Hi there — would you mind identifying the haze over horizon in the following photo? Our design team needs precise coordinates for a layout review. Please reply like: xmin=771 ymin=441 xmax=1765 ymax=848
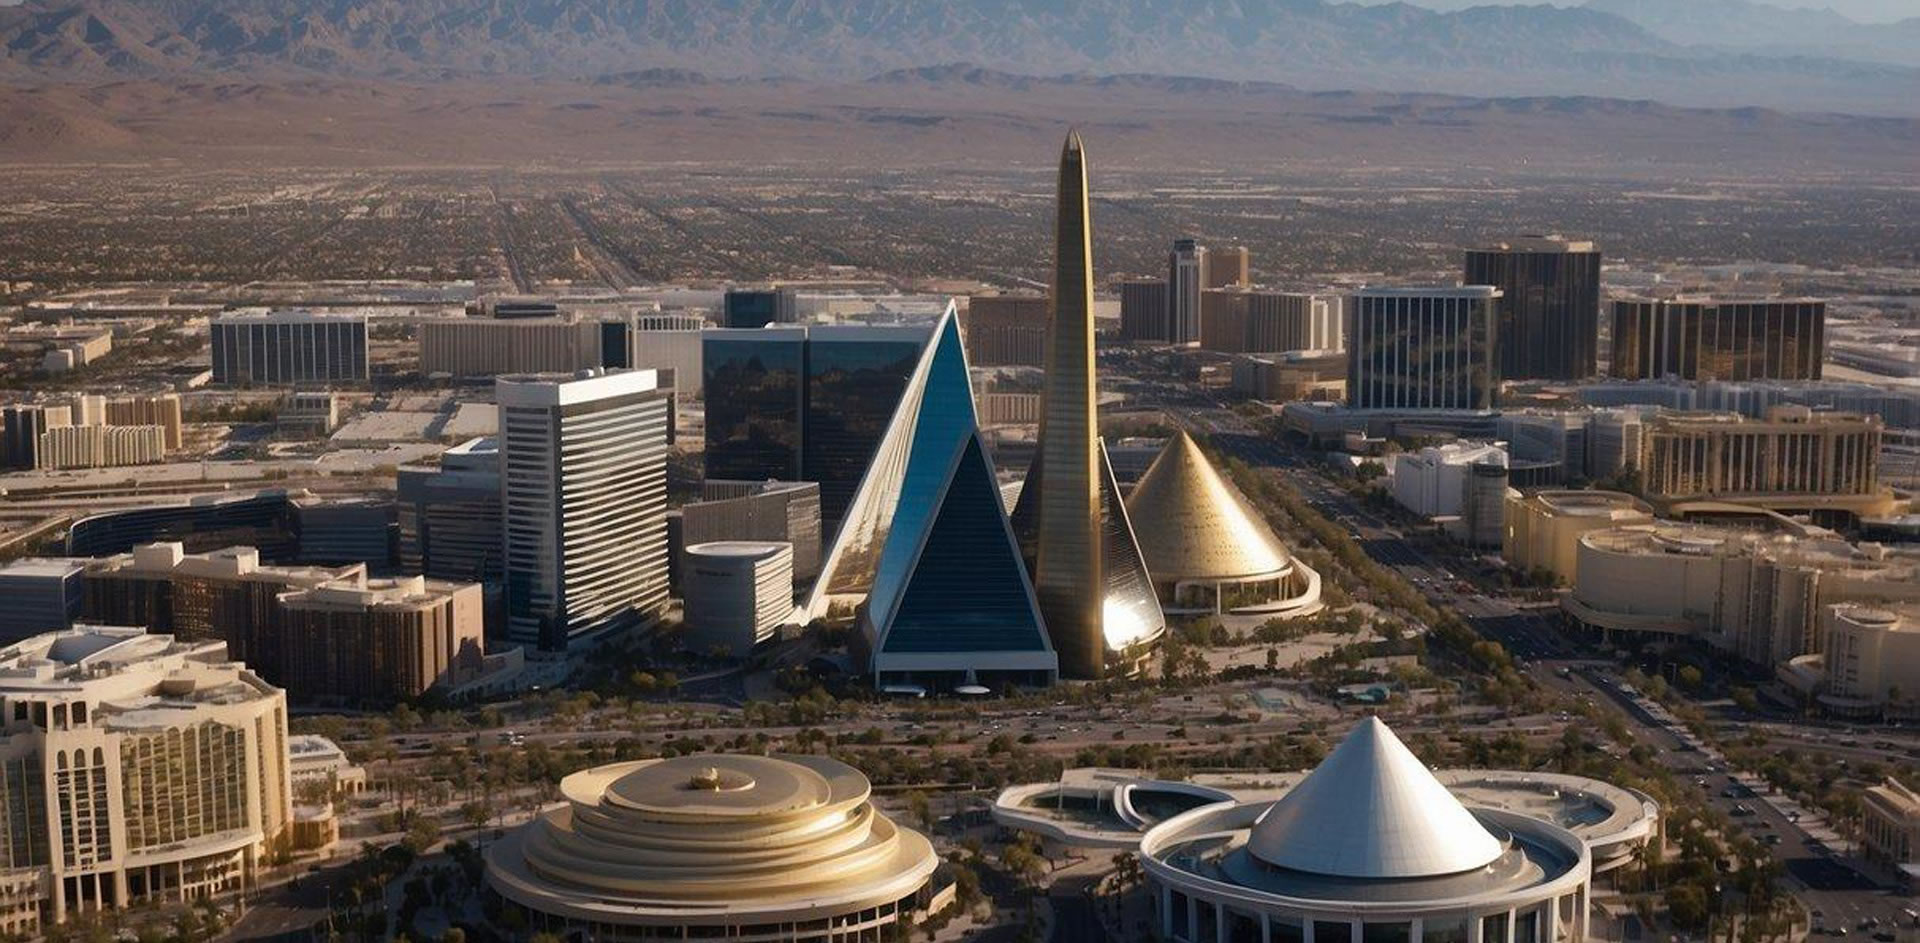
xmin=1347 ymin=0 xmax=1914 ymax=24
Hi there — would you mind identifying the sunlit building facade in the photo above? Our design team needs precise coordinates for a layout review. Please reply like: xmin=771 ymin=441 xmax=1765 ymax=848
xmin=808 ymin=309 xmax=1058 ymax=690
xmin=1348 ymin=287 xmax=1501 ymax=410
xmin=1125 ymin=432 xmax=1320 ymax=616
xmin=485 ymin=754 xmax=950 ymax=941
xmin=0 ymin=626 xmax=294 ymax=935
xmin=1611 ymin=298 xmax=1825 ymax=382
xmin=499 ymin=369 xmax=671 ymax=651
xmin=1013 ymin=133 xmax=1165 ymax=679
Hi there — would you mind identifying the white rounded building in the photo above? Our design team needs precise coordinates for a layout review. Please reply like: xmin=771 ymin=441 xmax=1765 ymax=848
xmin=485 ymin=753 xmax=949 ymax=941
xmin=681 ymin=541 xmax=794 ymax=657
xmin=1142 ymin=718 xmax=1592 ymax=943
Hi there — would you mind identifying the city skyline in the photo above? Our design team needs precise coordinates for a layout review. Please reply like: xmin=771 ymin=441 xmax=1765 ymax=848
xmin=0 ymin=4 xmax=1915 ymax=935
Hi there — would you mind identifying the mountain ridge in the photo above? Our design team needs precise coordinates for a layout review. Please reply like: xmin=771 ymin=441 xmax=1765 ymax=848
xmin=0 ymin=0 xmax=1913 ymax=114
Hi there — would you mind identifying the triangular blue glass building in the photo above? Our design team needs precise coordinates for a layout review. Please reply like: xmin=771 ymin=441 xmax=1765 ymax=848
xmin=806 ymin=304 xmax=1058 ymax=691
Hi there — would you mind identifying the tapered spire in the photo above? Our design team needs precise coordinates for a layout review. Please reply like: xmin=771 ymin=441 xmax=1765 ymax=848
xmin=1023 ymin=131 xmax=1165 ymax=679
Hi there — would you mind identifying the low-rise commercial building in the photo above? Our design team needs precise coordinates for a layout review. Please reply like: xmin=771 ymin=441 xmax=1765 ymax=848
xmin=1230 ymin=351 xmax=1345 ymax=403
xmin=1391 ymin=442 xmax=1510 ymax=547
xmin=277 ymin=392 xmax=340 ymax=437
xmin=675 ymin=480 xmax=821 ymax=589
xmin=287 ymin=734 xmax=368 ymax=798
xmin=1639 ymin=407 xmax=1897 ymax=523
xmin=270 ymin=577 xmax=484 ymax=702
xmin=0 ymin=626 xmax=297 ymax=934
xmin=1502 ymin=491 xmax=1653 ymax=585
xmin=1862 ymin=778 xmax=1920 ymax=874
xmin=1564 ymin=523 xmax=1920 ymax=668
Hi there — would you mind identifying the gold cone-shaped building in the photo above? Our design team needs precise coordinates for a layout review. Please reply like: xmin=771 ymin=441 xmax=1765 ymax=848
xmin=1017 ymin=131 xmax=1166 ymax=678
xmin=1125 ymin=430 xmax=1323 ymax=616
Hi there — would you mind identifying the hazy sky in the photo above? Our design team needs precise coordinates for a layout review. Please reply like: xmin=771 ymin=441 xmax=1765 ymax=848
xmin=1345 ymin=0 xmax=1914 ymax=23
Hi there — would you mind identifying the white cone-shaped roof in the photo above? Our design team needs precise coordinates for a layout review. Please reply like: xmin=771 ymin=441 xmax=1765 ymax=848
xmin=1246 ymin=717 xmax=1505 ymax=879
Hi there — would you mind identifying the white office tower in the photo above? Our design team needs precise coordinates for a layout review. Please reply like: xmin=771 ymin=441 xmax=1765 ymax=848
xmin=1168 ymin=238 xmax=1206 ymax=344
xmin=497 ymin=369 xmax=671 ymax=652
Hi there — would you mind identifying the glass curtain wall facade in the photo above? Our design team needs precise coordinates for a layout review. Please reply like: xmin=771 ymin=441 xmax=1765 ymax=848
xmin=804 ymin=333 xmax=924 ymax=526
xmin=1464 ymin=240 xmax=1601 ymax=381
xmin=1347 ymin=288 xmax=1500 ymax=410
xmin=703 ymin=328 xmax=928 ymax=527
xmin=1611 ymin=300 xmax=1826 ymax=382
xmin=704 ymin=333 xmax=807 ymax=484
xmin=209 ymin=314 xmax=368 ymax=386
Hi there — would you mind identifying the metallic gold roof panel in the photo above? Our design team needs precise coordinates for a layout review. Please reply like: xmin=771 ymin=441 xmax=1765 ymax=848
xmin=485 ymin=754 xmax=940 ymax=925
xmin=1124 ymin=430 xmax=1293 ymax=583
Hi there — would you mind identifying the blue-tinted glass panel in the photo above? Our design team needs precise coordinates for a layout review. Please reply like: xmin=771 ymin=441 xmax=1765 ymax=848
xmin=865 ymin=317 xmax=979 ymax=622
xmin=883 ymin=436 xmax=1046 ymax=654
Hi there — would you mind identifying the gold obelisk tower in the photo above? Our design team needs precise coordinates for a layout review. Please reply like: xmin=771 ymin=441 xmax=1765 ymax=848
xmin=1022 ymin=131 xmax=1165 ymax=679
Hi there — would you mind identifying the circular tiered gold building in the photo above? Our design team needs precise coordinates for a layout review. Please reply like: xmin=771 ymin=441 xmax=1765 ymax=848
xmin=1125 ymin=431 xmax=1321 ymax=615
xmin=485 ymin=754 xmax=948 ymax=941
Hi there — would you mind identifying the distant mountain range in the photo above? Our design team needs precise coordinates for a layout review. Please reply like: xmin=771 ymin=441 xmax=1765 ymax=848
xmin=1585 ymin=0 xmax=1920 ymax=67
xmin=2 ymin=64 xmax=1913 ymax=174
xmin=0 ymin=0 xmax=1914 ymax=115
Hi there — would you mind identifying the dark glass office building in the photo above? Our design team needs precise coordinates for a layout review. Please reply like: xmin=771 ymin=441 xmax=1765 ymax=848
xmin=210 ymin=311 xmax=369 ymax=386
xmin=702 ymin=326 xmax=931 ymax=526
xmin=1347 ymin=287 xmax=1500 ymax=410
xmin=1611 ymin=298 xmax=1825 ymax=382
xmin=721 ymin=288 xmax=798 ymax=329
xmin=1464 ymin=236 xmax=1602 ymax=380
xmin=804 ymin=330 xmax=926 ymax=524
xmin=704 ymin=331 xmax=807 ymax=483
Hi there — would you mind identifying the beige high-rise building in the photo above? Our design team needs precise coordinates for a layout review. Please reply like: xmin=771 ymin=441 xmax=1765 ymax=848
xmin=418 ymin=317 xmax=602 ymax=378
xmin=1639 ymin=406 xmax=1896 ymax=522
xmin=0 ymin=626 xmax=297 ymax=935
xmin=961 ymin=294 xmax=1048 ymax=367
xmin=34 ymin=424 xmax=165 ymax=470
xmin=105 ymin=395 xmax=183 ymax=451
xmin=1200 ymin=289 xmax=1344 ymax=354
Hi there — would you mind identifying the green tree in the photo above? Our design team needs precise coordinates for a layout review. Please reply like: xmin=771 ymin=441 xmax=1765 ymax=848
xmin=1665 ymin=883 xmax=1712 ymax=932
